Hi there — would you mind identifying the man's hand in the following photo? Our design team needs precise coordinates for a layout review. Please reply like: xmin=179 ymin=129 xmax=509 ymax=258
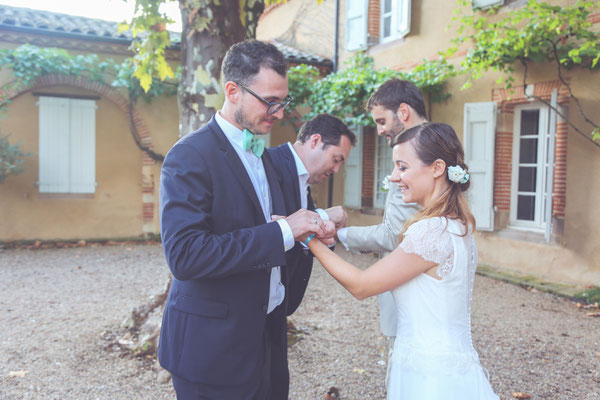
xmin=274 ymin=209 xmax=324 ymax=240
xmin=317 ymin=220 xmax=336 ymax=246
xmin=325 ymin=206 xmax=347 ymax=230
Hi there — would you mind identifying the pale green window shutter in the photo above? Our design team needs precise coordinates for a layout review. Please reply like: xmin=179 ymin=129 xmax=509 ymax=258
xmin=39 ymin=97 xmax=70 ymax=193
xmin=396 ymin=0 xmax=411 ymax=38
xmin=38 ymin=96 xmax=96 ymax=194
xmin=374 ymin=135 xmax=392 ymax=209
xmin=69 ymin=99 xmax=96 ymax=194
xmin=464 ymin=102 xmax=497 ymax=231
xmin=344 ymin=126 xmax=363 ymax=208
xmin=346 ymin=0 xmax=368 ymax=51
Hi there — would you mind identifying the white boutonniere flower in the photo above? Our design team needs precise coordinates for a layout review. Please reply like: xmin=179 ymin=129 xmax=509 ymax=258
xmin=381 ymin=175 xmax=391 ymax=192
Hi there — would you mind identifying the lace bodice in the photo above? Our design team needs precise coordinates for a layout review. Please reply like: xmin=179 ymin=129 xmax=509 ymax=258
xmin=399 ymin=217 xmax=459 ymax=278
xmin=387 ymin=217 xmax=498 ymax=399
xmin=390 ymin=217 xmax=480 ymax=371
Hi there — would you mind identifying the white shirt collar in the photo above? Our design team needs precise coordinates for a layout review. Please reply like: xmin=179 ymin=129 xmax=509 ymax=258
xmin=287 ymin=142 xmax=309 ymax=180
xmin=215 ymin=111 xmax=247 ymax=152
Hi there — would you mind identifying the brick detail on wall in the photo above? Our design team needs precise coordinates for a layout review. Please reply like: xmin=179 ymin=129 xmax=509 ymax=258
xmin=494 ymin=131 xmax=513 ymax=212
xmin=367 ymin=0 xmax=380 ymax=40
xmin=2 ymin=74 xmax=157 ymax=232
xmin=492 ymin=80 xmax=569 ymax=218
xmin=553 ymin=121 xmax=568 ymax=218
xmin=361 ymin=126 xmax=375 ymax=208
xmin=492 ymin=79 xmax=570 ymax=114
xmin=588 ymin=11 xmax=600 ymax=24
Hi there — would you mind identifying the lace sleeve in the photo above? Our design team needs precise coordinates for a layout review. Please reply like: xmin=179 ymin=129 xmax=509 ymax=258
xmin=399 ymin=217 xmax=454 ymax=277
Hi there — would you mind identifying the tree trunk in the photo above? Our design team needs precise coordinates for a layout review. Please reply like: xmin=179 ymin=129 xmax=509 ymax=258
xmin=177 ymin=0 xmax=264 ymax=136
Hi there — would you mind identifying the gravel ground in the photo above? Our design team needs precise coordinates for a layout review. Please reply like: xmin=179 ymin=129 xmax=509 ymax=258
xmin=0 ymin=243 xmax=599 ymax=400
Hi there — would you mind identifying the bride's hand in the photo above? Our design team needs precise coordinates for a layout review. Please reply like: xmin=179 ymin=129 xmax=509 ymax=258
xmin=301 ymin=220 xmax=335 ymax=246
xmin=316 ymin=220 xmax=336 ymax=246
xmin=272 ymin=215 xmax=335 ymax=246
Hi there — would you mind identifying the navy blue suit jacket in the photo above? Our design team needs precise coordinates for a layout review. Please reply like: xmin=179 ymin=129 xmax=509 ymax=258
xmin=267 ymin=144 xmax=314 ymax=316
xmin=158 ymin=117 xmax=292 ymax=397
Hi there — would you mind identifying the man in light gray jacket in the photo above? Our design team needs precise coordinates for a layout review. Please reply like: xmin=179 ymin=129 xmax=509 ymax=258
xmin=336 ymin=79 xmax=427 ymax=372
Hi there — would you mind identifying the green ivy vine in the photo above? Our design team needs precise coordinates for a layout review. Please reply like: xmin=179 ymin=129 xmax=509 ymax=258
xmin=0 ymin=133 xmax=29 ymax=183
xmin=288 ymin=53 xmax=455 ymax=128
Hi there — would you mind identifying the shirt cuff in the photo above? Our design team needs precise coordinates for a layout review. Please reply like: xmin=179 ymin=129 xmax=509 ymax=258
xmin=315 ymin=208 xmax=329 ymax=221
xmin=276 ymin=219 xmax=295 ymax=252
xmin=337 ymin=227 xmax=350 ymax=251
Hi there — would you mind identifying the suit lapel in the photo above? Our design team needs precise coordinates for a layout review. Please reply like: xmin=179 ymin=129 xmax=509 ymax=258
xmin=307 ymin=186 xmax=316 ymax=211
xmin=208 ymin=118 xmax=264 ymax=221
xmin=284 ymin=144 xmax=313 ymax=212
xmin=263 ymin=150 xmax=286 ymax=218
xmin=281 ymin=145 xmax=302 ymax=213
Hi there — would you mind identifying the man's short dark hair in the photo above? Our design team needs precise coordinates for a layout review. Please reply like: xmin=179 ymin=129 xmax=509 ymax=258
xmin=366 ymin=78 xmax=427 ymax=119
xmin=221 ymin=40 xmax=287 ymax=85
xmin=297 ymin=114 xmax=357 ymax=148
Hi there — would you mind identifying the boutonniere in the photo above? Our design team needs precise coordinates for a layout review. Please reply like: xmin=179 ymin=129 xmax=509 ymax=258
xmin=380 ymin=175 xmax=391 ymax=192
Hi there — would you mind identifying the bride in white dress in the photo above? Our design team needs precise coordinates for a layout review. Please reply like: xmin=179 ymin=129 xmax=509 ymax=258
xmin=304 ymin=122 xmax=499 ymax=399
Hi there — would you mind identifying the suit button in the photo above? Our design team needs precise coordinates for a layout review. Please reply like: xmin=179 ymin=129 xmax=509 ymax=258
xmin=262 ymin=305 xmax=268 ymax=311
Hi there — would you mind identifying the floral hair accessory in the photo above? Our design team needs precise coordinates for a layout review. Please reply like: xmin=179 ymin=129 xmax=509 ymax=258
xmin=380 ymin=175 xmax=391 ymax=192
xmin=447 ymin=165 xmax=469 ymax=184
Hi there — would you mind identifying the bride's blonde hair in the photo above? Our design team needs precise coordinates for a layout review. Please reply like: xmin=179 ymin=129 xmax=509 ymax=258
xmin=391 ymin=122 xmax=476 ymax=238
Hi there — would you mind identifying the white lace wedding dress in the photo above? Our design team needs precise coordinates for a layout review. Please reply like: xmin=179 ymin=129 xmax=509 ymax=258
xmin=386 ymin=217 xmax=499 ymax=400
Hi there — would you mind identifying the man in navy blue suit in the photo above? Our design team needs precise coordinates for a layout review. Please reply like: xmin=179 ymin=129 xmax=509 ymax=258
xmin=158 ymin=40 xmax=332 ymax=400
xmin=268 ymin=114 xmax=356 ymax=316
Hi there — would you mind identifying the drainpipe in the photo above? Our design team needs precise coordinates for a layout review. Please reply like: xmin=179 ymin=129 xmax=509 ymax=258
xmin=328 ymin=0 xmax=340 ymax=208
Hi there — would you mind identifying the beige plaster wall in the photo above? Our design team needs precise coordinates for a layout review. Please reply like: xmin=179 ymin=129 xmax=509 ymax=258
xmin=134 ymin=95 xmax=180 ymax=234
xmin=0 ymin=35 xmax=180 ymax=240
xmin=0 ymin=87 xmax=142 ymax=240
xmin=257 ymin=0 xmax=336 ymax=61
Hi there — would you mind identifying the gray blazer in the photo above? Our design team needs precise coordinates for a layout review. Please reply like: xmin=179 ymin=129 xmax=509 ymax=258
xmin=344 ymin=182 xmax=419 ymax=336
xmin=345 ymin=182 xmax=419 ymax=254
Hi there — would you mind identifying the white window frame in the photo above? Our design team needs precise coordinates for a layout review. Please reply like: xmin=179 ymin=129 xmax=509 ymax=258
xmin=380 ymin=0 xmax=411 ymax=43
xmin=373 ymin=134 xmax=392 ymax=209
xmin=38 ymin=96 xmax=97 ymax=194
xmin=510 ymin=102 xmax=550 ymax=231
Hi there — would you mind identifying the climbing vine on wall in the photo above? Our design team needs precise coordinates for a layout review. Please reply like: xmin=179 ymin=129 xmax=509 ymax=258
xmin=287 ymin=53 xmax=455 ymax=128
xmin=0 ymin=44 xmax=179 ymax=162
xmin=447 ymin=0 xmax=600 ymax=145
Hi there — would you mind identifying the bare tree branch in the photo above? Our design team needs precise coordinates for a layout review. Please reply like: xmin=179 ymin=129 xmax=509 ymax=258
xmin=127 ymin=94 xmax=165 ymax=162
xmin=519 ymin=48 xmax=600 ymax=149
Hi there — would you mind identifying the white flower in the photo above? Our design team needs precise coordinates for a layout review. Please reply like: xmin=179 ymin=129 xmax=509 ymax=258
xmin=381 ymin=175 xmax=391 ymax=192
xmin=447 ymin=165 xmax=469 ymax=184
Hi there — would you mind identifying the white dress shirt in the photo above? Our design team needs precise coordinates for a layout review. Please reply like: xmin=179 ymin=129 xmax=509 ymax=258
xmin=286 ymin=143 xmax=329 ymax=236
xmin=216 ymin=112 xmax=294 ymax=314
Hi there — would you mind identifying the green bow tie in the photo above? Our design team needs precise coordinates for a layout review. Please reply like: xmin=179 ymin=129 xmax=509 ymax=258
xmin=243 ymin=129 xmax=265 ymax=158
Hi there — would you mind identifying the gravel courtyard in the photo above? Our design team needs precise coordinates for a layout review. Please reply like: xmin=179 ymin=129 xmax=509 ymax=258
xmin=0 ymin=243 xmax=598 ymax=399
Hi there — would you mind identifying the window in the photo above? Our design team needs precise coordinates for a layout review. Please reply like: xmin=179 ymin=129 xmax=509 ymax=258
xmin=374 ymin=135 xmax=392 ymax=208
xmin=510 ymin=104 xmax=550 ymax=230
xmin=380 ymin=0 xmax=411 ymax=42
xmin=38 ymin=96 xmax=96 ymax=194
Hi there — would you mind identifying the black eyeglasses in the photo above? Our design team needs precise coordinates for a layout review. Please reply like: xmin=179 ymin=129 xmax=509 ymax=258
xmin=236 ymin=82 xmax=293 ymax=115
